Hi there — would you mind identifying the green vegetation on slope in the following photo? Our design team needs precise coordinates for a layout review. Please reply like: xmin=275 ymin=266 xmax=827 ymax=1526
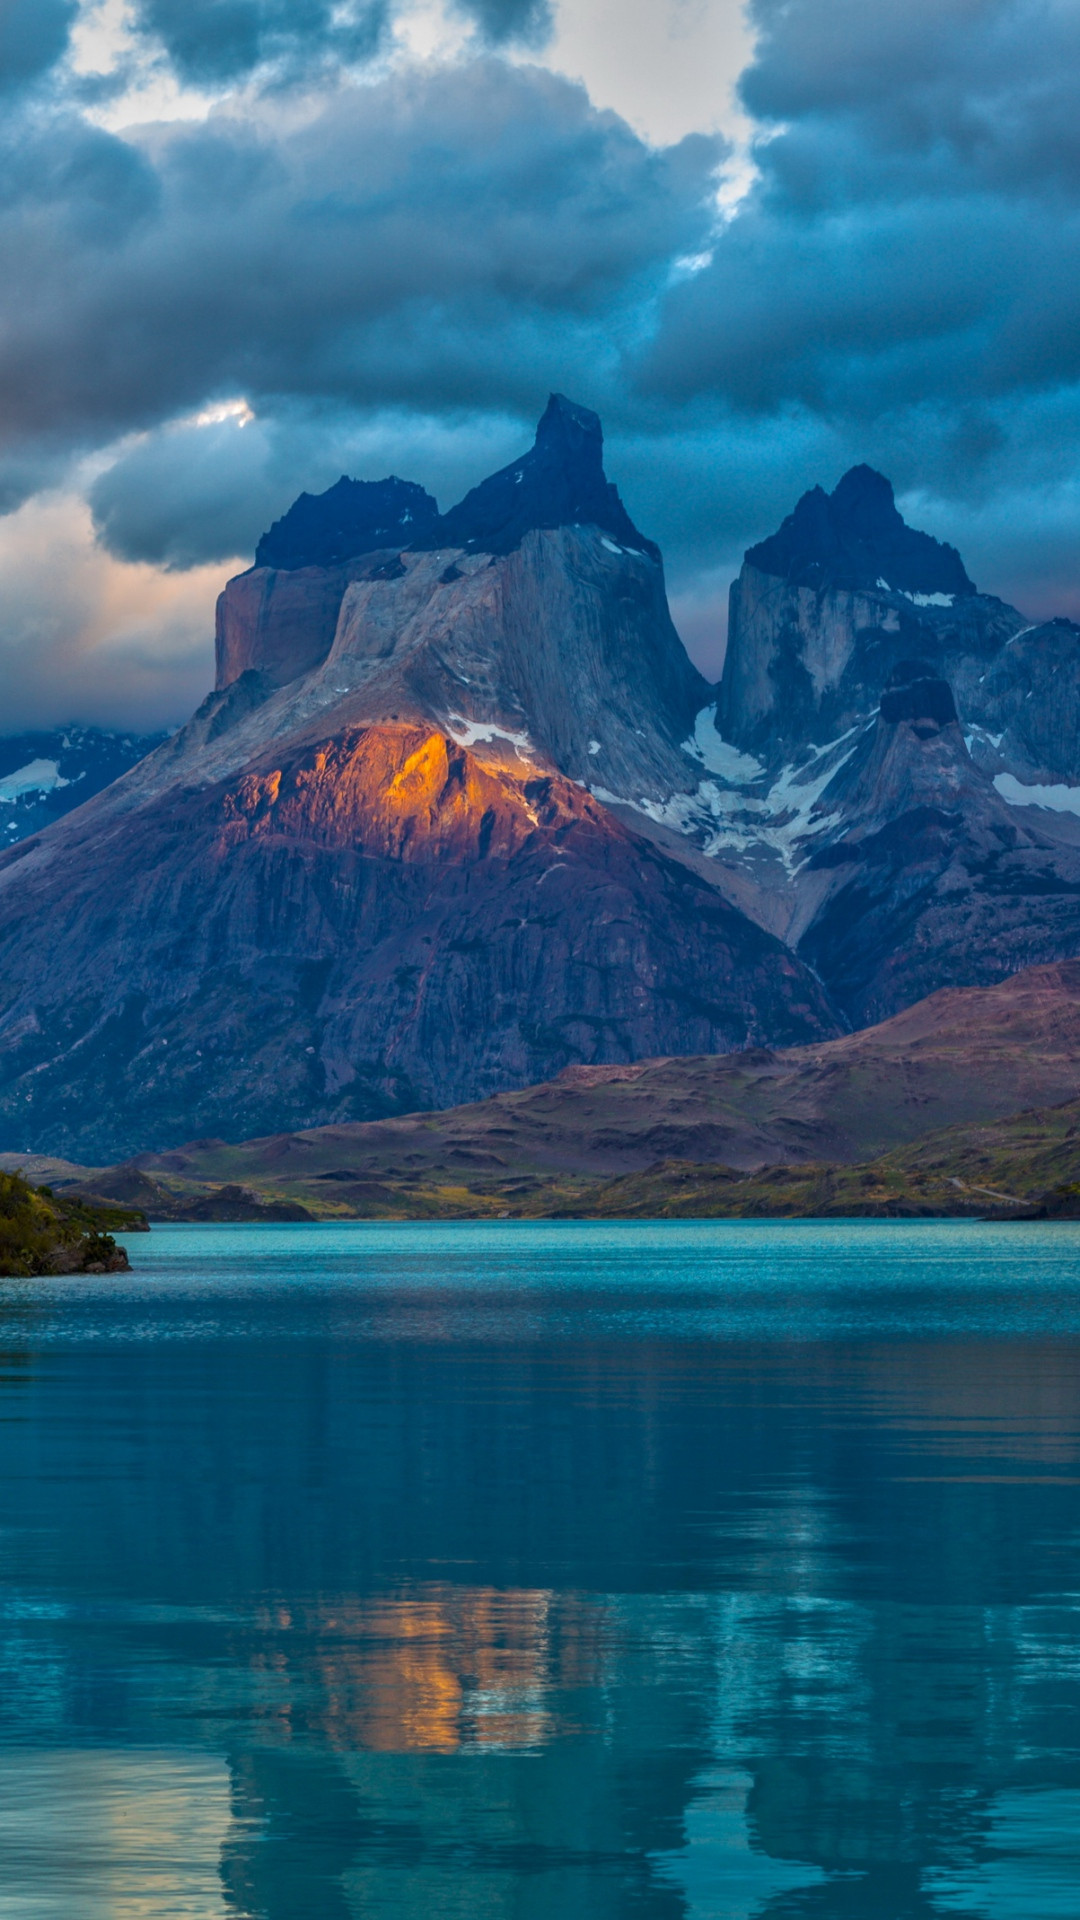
xmin=0 ymin=1171 xmax=145 ymax=1277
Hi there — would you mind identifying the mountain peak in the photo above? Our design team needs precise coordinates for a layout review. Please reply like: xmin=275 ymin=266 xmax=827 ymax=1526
xmin=414 ymin=394 xmax=657 ymax=558
xmin=534 ymin=391 xmax=604 ymax=461
xmin=255 ymin=474 xmax=439 ymax=571
xmin=746 ymin=465 xmax=975 ymax=598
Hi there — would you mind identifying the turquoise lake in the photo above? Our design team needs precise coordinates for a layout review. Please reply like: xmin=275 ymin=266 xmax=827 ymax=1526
xmin=0 ymin=1218 xmax=1078 ymax=1918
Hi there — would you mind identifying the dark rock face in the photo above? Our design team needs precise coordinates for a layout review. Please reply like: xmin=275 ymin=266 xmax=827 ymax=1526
xmin=746 ymin=465 xmax=974 ymax=598
xmin=719 ymin=571 xmax=1014 ymax=772
xmin=781 ymin=660 xmax=1080 ymax=1026
xmin=215 ymin=395 xmax=664 ymax=701
xmin=215 ymin=563 xmax=359 ymax=690
xmin=877 ymin=660 xmax=959 ymax=730
xmin=255 ymin=475 xmax=438 ymax=570
xmin=718 ymin=469 xmax=1006 ymax=767
xmin=415 ymin=393 xmax=657 ymax=559
xmin=971 ymin=617 xmax=1080 ymax=786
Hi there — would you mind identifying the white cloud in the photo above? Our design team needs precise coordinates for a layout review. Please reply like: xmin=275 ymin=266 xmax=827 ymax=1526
xmin=546 ymin=0 xmax=752 ymax=149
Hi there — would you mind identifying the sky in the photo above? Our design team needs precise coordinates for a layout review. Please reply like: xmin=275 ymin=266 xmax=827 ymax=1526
xmin=2 ymin=0 xmax=1080 ymax=729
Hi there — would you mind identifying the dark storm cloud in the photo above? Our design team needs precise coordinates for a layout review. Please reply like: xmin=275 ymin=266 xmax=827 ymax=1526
xmin=0 ymin=62 xmax=718 ymax=454
xmin=609 ymin=0 xmax=1080 ymax=655
xmin=128 ymin=0 xmax=388 ymax=84
xmin=127 ymin=0 xmax=550 ymax=83
xmin=454 ymin=0 xmax=553 ymax=48
xmin=0 ymin=0 xmax=77 ymax=91
xmin=88 ymin=415 xmax=284 ymax=568
xmin=0 ymin=54 xmax=718 ymax=560
xmin=86 ymin=405 xmax=526 ymax=568
xmin=741 ymin=0 xmax=1080 ymax=200
xmin=641 ymin=0 xmax=1080 ymax=471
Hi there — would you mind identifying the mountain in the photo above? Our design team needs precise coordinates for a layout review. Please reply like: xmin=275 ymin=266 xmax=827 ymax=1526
xmin=0 ymin=397 xmax=835 ymax=1161
xmin=412 ymin=391 xmax=660 ymax=560
xmin=0 ymin=726 xmax=165 ymax=849
xmin=793 ymin=658 xmax=1080 ymax=1023
xmin=5 ymin=417 xmax=1080 ymax=1164
xmin=719 ymin=464 xmax=998 ymax=766
xmin=613 ymin=467 xmax=1080 ymax=1023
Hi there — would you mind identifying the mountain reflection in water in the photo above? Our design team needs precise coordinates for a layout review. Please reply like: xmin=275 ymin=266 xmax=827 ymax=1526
xmin=0 ymin=1219 xmax=1077 ymax=1919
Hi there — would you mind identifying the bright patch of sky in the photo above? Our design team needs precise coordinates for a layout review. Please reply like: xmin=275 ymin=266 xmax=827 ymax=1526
xmin=69 ymin=0 xmax=216 ymax=127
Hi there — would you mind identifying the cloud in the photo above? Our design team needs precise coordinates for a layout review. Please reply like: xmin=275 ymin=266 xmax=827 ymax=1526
xmin=641 ymin=0 xmax=1080 ymax=434
xmin=0 ymin=0 xmax=78 ymax=92
xmin=0 ymin=32 xmax=714 ymax=730
xmin=0 ymin=489 xmax=223 ymax=730
xmin=0 ymin=60 xmax=720 ymax=462
xmin=545 ymin=0 xmax=753 ymax=149
xmin=87 ymin=400 xmax=529 ymax=566
xmin=454 ymin=0 xmax=552 ymax=48
xmin=619 ymin=0 xmax=1080 ymax=623
xmin=741 ymin=0 xmax=1080 ymax=199
xmin=3 ymin=1 xmax=1080 ymax=729
xmin=127 ymin=0 xmax=388 ymax=84
xmin=124 ymin=0 xmax=550 ymax=86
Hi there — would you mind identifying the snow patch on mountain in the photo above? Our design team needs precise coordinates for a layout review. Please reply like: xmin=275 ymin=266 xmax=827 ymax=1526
xmin=684 ymin=705 xmax=763 ymax=781
xmin=876 ymin=578 xmax=955 ymax=608
xmin=0 ymin=759 xmax=69 ymax=801
xmin=625 ymin=724 xmax=862 ymax=875
xmin=446 ymin=715 xmax=535 ymax=757
xmin=994 ymin=773 xmax=1080 ymax=817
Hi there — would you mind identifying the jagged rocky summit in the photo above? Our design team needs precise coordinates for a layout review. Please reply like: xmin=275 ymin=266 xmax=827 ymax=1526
xmin=0 ymin=397 xmax=835 ymax=1161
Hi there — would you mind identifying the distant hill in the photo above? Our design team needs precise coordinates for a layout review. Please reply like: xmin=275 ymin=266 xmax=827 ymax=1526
xmin=31 ymin=958 xmax=1080 ymax=1219
xmin=0 ymin=726 xmax=165 ymax=849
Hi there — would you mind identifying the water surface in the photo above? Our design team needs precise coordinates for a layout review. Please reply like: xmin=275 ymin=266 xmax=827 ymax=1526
xmin=0 ymin=1220 xmax=1078 ymax=1918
